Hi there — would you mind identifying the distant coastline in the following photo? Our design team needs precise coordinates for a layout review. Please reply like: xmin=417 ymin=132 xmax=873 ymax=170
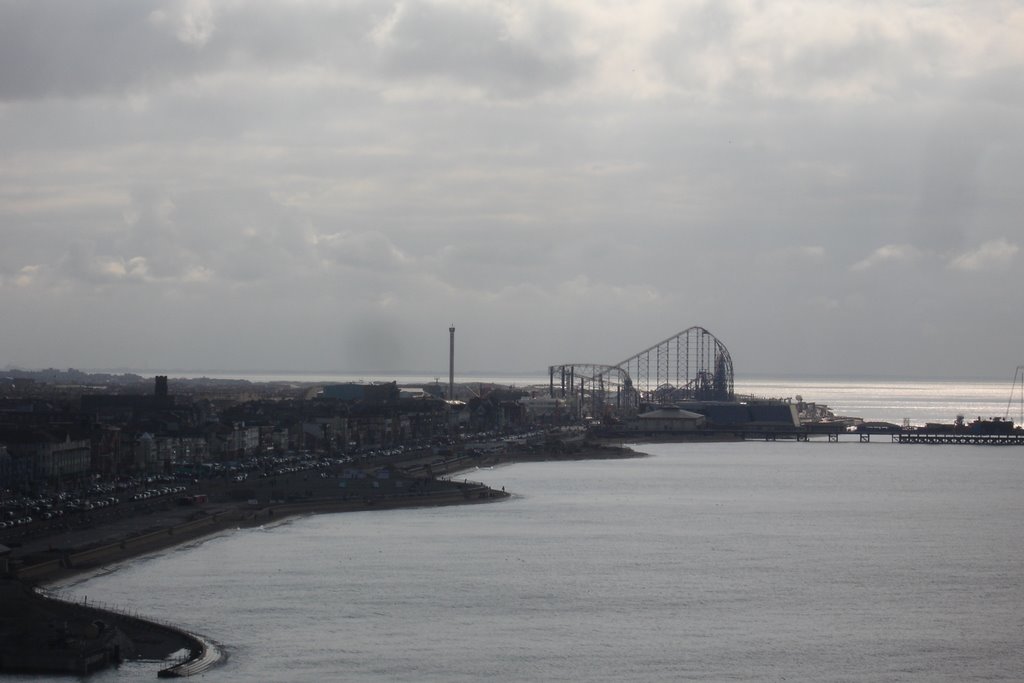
xmin=5 ymin=366 xmax=1014 ymax=384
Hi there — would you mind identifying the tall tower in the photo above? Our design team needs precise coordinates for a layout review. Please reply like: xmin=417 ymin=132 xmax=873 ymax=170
xmin=449 ymin=326 xmax=455 ymax=400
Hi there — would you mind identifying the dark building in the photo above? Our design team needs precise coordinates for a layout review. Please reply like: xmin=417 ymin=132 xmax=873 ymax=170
xmin=671 ymin=401 xmax=800 ymax=431
xmin=321 ymin=382 xmax=400 ymax=403
xmin=80 ymin=376 xmax=175 ymax=422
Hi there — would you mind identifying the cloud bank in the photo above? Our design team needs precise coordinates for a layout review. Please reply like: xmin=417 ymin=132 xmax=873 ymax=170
xmin=1 ymin=1 xmax=1022 ymax=379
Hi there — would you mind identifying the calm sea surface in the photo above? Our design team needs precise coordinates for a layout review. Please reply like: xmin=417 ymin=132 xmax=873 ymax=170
xmin=33 ymin=381 xmax=1024 ymax=682
xmin=734 ymin=378 xmax=1021 ymax=426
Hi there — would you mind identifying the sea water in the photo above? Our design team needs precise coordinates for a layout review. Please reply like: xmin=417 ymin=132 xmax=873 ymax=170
xmin=734 ymin=378 xmax=1020 ymax=426
xmin=33 ymin=381 xmax=1024 ymax=682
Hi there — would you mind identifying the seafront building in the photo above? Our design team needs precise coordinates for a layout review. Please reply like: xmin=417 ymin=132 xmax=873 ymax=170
xmin=21 ymin=324 xmax=1016 ymax=495
xmin=0 ymin=374 xmax=532 ymax=493
xmin=0 ymin=325 xmax=797 ymax=493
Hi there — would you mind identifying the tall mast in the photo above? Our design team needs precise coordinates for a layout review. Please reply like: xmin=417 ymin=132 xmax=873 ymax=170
xmin=449 ymin=326 xmax=455 ymax=401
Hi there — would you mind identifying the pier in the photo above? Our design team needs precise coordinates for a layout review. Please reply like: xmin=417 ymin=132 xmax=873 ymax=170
xmin=892 ymin=432 xmax=1024 ymax=446
xmin=728 ymin=429 xmax=1024 ymax=445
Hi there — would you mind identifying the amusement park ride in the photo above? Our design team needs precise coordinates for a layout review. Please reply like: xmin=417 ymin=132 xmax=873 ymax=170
xmin=548 ymin=326 xmax=734 ymax=419
xmin=547 ymin=327 xmax=1023 ymax=443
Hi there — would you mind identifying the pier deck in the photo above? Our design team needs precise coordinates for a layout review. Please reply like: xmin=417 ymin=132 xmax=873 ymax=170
xmin=892 ymin=432 xmax=1024 ymax=446
xmin=731 ymin=429 xmax=1024 ymax=445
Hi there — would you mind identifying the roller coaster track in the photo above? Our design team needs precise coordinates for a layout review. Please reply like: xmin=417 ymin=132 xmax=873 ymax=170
xmin=615 ymin=326 xmax=733 ymax=402
xmin=549 ymin=326 xmax=734 ymax=418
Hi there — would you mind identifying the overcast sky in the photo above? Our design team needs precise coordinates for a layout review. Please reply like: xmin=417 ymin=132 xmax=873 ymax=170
xmin=1 ymin=1 xmax=1021 ymax=380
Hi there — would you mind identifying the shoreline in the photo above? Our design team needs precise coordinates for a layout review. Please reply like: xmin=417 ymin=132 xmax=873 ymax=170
xmin=40 ymin=445 xmax=645 ymax=586
xmin=21 ymin=442 xmax=645 ymax=587
xmin=31 ymin=482 xmax=511 ymax=588
xmin=3 ymin=442 xmax=641 ymax=678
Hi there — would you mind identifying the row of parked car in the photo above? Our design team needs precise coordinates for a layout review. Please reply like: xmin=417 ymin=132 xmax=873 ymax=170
xmin=0 ymin=515 xmax=36 ymax=530
xmin=1 ymin=492 xmax=73 ymax=529
xmin=130 ymin=485 xmax=188 ymax=501
xmin=0 ymin=472 xmax=195 ymax=540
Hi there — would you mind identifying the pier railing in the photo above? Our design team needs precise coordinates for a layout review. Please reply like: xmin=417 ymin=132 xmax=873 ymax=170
xmin=655 ymin=428 xmax=1024 ymax=445
xmin=892 ymin=432 xmax=1024 ymax=445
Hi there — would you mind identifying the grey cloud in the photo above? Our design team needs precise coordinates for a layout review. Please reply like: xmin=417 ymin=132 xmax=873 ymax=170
xmin=13 ymin=187 xmax=320 ymax=291
xmin=948 ymin=238 xmax=1019 ymax=272
xmin=911 ymin=122 xmax=986 ymax=250
xmin=963 ymin=65 xmax=1024 ymax=109
xmin=0 ymin=1 xmax=376 ymax=102
xmin=788 ymin=28 xmax=898 ymax=82
xmin=53 ymin=240 xmax=143 ymax=287
xmin=316 ymin=230 xmax=411 ymax=271
xmin=0 ymin=1 xmax=581 ymax=103
xmin=2 ymin=2 xmax=1022 ymax=378
xmin=666 ymin=0 xmax=740 ymax=50
xmin=0 ymin=1 xmax=205 ymax=100
xmin=375 ymin=2 xmax=585 ymax=97
xmin=130 ymin=188 xmax=319 ymax=285
xmin=781 ymin=23 xmax=951 ymax=93
xmin=653 ymin=4 xmax=962 ymax=103
xmin=850 ymin=244 xmax=921 ymax=272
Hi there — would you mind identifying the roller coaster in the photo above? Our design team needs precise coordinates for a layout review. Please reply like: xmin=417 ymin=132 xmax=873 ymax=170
xmin=548 ymin=326 xmax=734 ymax=420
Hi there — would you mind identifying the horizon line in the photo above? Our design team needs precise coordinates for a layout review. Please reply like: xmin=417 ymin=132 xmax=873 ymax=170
xmin=2 ymin=366 xmax=1016 ymax=385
